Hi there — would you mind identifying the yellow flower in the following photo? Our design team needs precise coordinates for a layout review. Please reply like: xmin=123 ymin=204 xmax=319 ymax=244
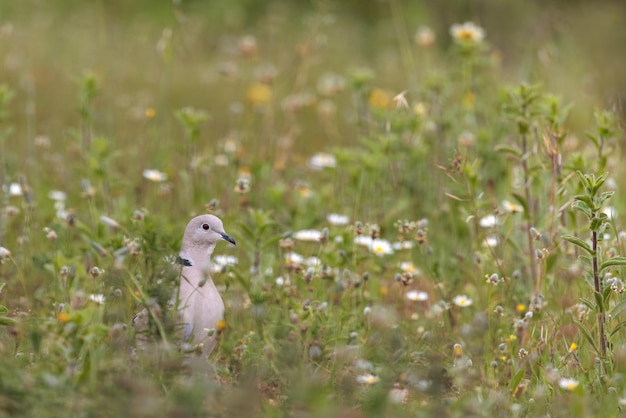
xmin=145 ymin=108 xmax=156 ymax=118
xmin=568 ymin=342 xmax=578 ymax=353
xmin=379 ymin=286 xmax=388 ymax=296
xmin=57 ymin=312 xmax=70 ymax=323
xmin=368 ymin=88 xmax=391 ymax=110
xmin=216 ymin=320 xmax=228 ymax=332
xmin=517 ymin=304 xmax=526 ymax=313
xmin=246 ymin=83 xmax=272 ymax=106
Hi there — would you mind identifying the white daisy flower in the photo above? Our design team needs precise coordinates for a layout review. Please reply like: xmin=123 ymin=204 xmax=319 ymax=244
xmin=308 ymin=152 xmax=337 ymax=170
xmin=48 ymin=190 xmax=67 ymax=201
xmin=558 ymin=378 xmax=579 ymax=391
xmin=406 ymin=290 xmax=429 ymax=301
xmin=370 ymin=239 xmax=393 ymax=256
xmin=392 ymin=241 xmax=414 ymax=250
xmin=142 ymin=169 xmax=168 ymax=182
xmin=479 ymin=214 xmax=498 ymax=228
xmin=89 ymin=294 xmax=106 ymax=305
xmin=354 ymin=235 xmax=373 ymax=247
xmin=293 ymin=229 xmax=322 ymax=242
xmin=450 ymin=22 xmax=485 ymax=44
xmin=9 ymin=183 xmax=22 ymax=196
xmin=327 ymin=213 xmax=350 ymax=226
xmin=452 ymin=295 xmax=473 ymax=307
xmin=356 ymin=374 xmax=380 ymax=385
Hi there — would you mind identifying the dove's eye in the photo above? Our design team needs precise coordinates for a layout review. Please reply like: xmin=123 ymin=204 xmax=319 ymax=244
xmin=202 ymin=223 xmax=210 ymax=231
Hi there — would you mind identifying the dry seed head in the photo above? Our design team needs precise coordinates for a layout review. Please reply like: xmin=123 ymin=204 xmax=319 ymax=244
xmin=369 ymin=224 xmax=380 ymax=239
xmin=354 ymin=221 xmax=364 ymax=236
xmin=530 ymin=227 xmax=541 ymax=241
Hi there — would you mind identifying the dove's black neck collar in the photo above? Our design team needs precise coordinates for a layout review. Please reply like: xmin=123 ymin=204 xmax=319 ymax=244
xmin=176 ymin=255 xmax=193 ymax=267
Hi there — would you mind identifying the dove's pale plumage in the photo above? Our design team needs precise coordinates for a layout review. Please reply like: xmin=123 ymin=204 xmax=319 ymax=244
xmin=132 ymin=214 xmax=235 ymax=360
xmin=177 ymin=214 xmax=235 ymax=357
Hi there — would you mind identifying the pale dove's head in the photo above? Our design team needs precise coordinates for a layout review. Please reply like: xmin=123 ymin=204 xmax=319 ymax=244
xmin=180 ymin=214 xmax=236 ymax=257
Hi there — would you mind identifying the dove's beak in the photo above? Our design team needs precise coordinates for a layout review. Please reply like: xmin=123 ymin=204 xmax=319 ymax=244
xmin=220 ymin=232 xmax=236 ymax=246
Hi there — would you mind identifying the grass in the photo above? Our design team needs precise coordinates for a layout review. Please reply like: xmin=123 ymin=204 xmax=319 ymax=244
xmin=1 ymin=1 xmax=626 ymax=416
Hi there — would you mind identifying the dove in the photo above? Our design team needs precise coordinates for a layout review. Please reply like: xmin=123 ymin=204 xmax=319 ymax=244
xmin=176 ymin=214 xmax=236 ymax=357
xmin=132 ymin=214 xmax=235 ymax=359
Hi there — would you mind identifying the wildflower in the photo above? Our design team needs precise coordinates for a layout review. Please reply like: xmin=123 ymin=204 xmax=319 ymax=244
xmin=48 ymin=190 xmax=67 ymax=201
xmin=354 ymin=235 xmax=373 ymax=247
xmin=485 ymin=273 xmax=500 ymax=286
xmin=518 ymin=348 xmax=528 ymax=359
xmin=57 ymin=312 xmax=70 ymax=322
xmin=100 ymin=215 xmax=120 ymax=229
xmin=0 ymin=246 xmax=11 ymax=261
xmin=44 ymin=228 xmax=57 ymax=241
xmin=479 ymin=214 xmax=498 ymax=228
xmin=284 ymin=252 xmax=304 ymax=265
xmin=400 ymin=262 xmax=417 ymax=273
xmin=317 ymin=72 xmax=346 ymax=96
xmin=9 ymin=183 xmax=22 ymax=196
xmin=327 ymin=213 xmax=350 ymax=226
xmin=356 ymin=374 xmax=379 ymax=385
xmin=212 ymin=255 xmax=238 ymax=273
xmin=370 ymin=239 xmax=393 ymax=256
xmin=568 ymin=342 xmax=578 ymax=353
xmin=275 ymin=276 xmax=291 ymax=286
xmin=308 ymin=152 xmax=337 ymax=170
xmin=293 ymin=229 xmax=322 ymax=242
xmin=238 ymin=35 xmax=258 ymax=57
xmin=5 ymin=206 xmax=19 ymax=216
xmin=406 ymin=290 xmax=428 ymax=302
xmin=502 ymin=200 xmax=524 ymax=213
xmin=392 ymin=241 xmax=414 ymax=250
xmin=295 ymin=181 xmax=312 ymax=198
xmin=234 ymin=177 xmax=251 ymax=194
xmin=452 ymin=295 xmax=473 ymax=307
xmin=392 ymin=90 xmax=409 ymax=110
xmin=558 ymin=378 xmax=579 ymax=391
xmin=145 ymin=108 xmax=156 ymax=118
xmin=89 ymin=294 xmax=106 ymax=305
xmin=388 ymin=385 xmax=409 ymax=404
xmin=458 ymin=131 xmax=475 ymax=147
xmin=415 ymin=26 xmax=435 ymax=47
xmin=414 ymin=102 xmax=427 ymax=116
xmin=34 ymin=135 xmax=51 ymax=148
xmin=368 ymin=88 xmax=391 ymax=109
xmin=453 ymin=344 xmax=463 ymax=358
xmin=142 ymin=169 xmax=167 ymax=182
xmin=246 ymin=83 xmax=272 ymax=106
xmin=517 ymin=304 xmax=526 ymax=313
xmin=450 ymin=22 xmax=485 ymax=44
xmin=304 ymin=256 xmax=321 ymax=267
xmin=363 ymin=306 xmax=372 ymax=315
xmin=483 ymin=236 xmax=498 ymax=247
xmin=89 ymin=266 xmax=104 ymax=278
xmin=216 ymin=320 xmax=228 ymax=333
xmin=530 ymin=227 xmax=541 ymax=241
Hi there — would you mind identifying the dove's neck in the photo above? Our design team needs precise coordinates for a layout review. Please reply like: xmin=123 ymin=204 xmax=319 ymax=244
xmin=178 ymin=244 xmax=216 ymax=286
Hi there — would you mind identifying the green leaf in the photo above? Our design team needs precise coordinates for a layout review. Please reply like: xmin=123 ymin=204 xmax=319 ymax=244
xmin=579 ymin=255 xmax=592 ymax=267
xmin=594 ymin=291 xmax=605 ymax=313
xmin=572 ymin=200 xmax=592 ymax=218
xmin=611 ymin=299 xmax=626 ymax=317
xmin=561 ymin=234 xmax=594 ymax=256
xmin=0 ymin=316 xmax=16 ymax=326
xmin=574 ymin=319 xmax=600 ymax=355
xmin=0 ymin=305 xmax=7 ymax=315
xmin=610 ymin=320 xmax=626 ymax=339
xmin=494 ymin=145 xmax=523 ymax=158
xmin=508 ymin=369 xmax=525 ymax=392
xmin=600 ymin=257 xmax=626 ymax=272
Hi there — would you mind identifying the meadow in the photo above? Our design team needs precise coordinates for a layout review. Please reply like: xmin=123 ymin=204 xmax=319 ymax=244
xmin=1 ymin=1 xmax=626 ymax=416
